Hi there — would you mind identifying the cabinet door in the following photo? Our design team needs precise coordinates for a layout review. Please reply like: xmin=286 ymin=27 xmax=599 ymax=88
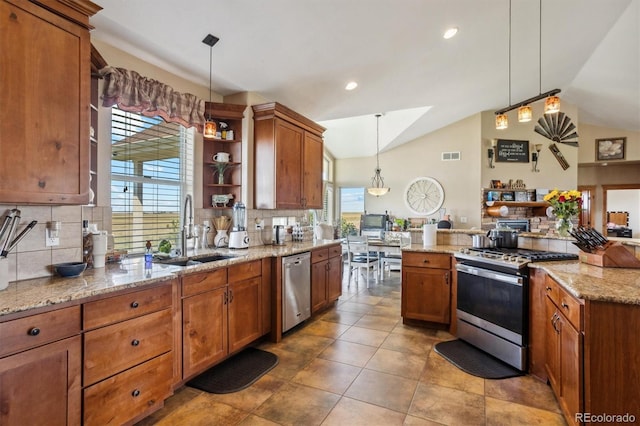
xmin=311 ymin=260 xmax=328 ymax=314
xmin=0 ymin=1 xmax=89 ymax=204
xmin=545 ymin=298 xmax=561 ymax=394
xmin=182 ymin=287 xmax=228 ymax=378
xmin=401 ymin=267 xmax=451 ymax=323
xmin=558 ymin=312 xmax=582 ymax=423
xmin=228 ymin=276 xmax=262 ymax=353
xmin=326 ymin=255 xmax=343 ymax=302
xmin=0 ymin=335 xmax=81 ymax=426
xmin=302 ymin=131 xmax=323 ymax=209
xmin=274 ymin=119 xmax=303 ymax=208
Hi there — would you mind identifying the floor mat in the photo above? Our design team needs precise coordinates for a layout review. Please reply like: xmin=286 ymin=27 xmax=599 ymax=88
xmin=434 ymin=339 xmax=523 ymax=379
xmin=187 ymin=347 xmax=279 ymax=394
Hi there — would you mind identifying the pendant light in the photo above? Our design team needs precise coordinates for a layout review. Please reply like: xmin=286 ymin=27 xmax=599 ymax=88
xmin=539 ymin=1 xmax=560 ymax=114
xmin=367 ymin=114 xmax=390 ymax=197
xmin=518 ymin=105 xmax=532 ymax=122
xmin=202 ymin=34 xmax=219 ymax=139
xmin=495 ymin=0 xmax=511 ymax=130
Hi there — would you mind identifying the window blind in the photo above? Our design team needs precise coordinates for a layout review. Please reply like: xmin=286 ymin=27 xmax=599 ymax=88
xmin=111 ymin=107 xmax=192 ymax=254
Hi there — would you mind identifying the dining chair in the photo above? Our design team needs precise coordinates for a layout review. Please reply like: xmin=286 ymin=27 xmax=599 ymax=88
xmin=380 ymin=232 xmax=411 ymax=279
xmin=346 ymin=236 xmax=379 ymax=288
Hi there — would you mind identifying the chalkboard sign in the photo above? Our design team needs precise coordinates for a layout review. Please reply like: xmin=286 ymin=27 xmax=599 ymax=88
xmin=496 ymin=139 xmax=529 ymax=163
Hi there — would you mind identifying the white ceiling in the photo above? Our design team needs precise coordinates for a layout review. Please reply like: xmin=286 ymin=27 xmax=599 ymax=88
xmin=91 ymin=0 xmax=639 ymax=159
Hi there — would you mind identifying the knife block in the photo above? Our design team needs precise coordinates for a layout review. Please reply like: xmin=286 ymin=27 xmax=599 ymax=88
xmin=579 ymin=242 xmax=640 ymax=268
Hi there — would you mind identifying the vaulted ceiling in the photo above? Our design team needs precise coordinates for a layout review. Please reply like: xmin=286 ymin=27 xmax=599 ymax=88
xmin=91 ymin=0 xmax=639 ymax=159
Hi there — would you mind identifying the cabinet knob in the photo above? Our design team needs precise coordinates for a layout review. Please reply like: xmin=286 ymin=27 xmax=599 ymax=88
xmin=132 ymin=389 xmax=141 ymax=397
xmin=131 ymin=339 xmax=140 ymax=347
xmin=423 ymin=259 xmax=430 ymax=263
xmin=545 ymin=286 xmax=552 ymax=291
xmin=561 ymin=302 xmax=569 ymax=310
xmin=131 ymin=301 xmax=139 ymax=308
xmin=28 ymin=327 xmax=40 ymax=336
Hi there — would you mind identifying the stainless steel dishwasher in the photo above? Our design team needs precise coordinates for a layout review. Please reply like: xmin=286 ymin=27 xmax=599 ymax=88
xmin=282 ymin=252 xmax=311 ymax=332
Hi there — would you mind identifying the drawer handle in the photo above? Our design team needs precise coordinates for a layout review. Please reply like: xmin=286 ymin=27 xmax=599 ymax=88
xmin=545 ymin=286 xmax=552 ymax=291
xmin=132 ymin=389 xmax=141 ymax=397
xmin=28 ymin=327 xmax=40 ymax=336
xmin=131 ymin=301 xmax=139 ymax=308
xmin=131 ymin=339 xmax=140 ymax=347
xmin=561 ymin=302 xmax=569 ymax=310
xmin=423 ymin=259 xmax=430 ymax=263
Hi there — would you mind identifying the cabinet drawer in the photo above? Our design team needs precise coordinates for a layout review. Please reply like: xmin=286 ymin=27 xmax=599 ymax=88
xmin=312 ymin=248 xmax=329 ymax=263
xmin=328 ymin=244 xmax=342 ymax=258
xmin=544 ymin=275 xmax=561 ymax=306
xmin=83 ymin=283 xmax=172 ymax=329
xmin=84 ymin=309 xmax=173 ymax=386
xmin=402 ymin=252 xmax=450 ymax=269
xmin=182 ymin=268 xmax=227 ymax=297
xmin=557 ymin=287 xmax=583 ymax=331
xmin=83 ymin=352 xmax=172 ymax=426
xmin=0 ymin=305 xmax=80 ymax=357
xmin=228 ymin=259 xmax=261 ymax=282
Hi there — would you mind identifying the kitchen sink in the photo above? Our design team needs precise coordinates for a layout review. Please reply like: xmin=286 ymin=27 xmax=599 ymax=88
xmin=156 ymin=254 xmax=238 ymax=266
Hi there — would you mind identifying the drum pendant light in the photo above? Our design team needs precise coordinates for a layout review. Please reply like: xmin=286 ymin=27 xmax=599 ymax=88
xmin=202 ymin=34 xmax=219 ymax=139
xmin=495 ymin=0 xmax=512 ymax=130
xmin=367 ymin=114 xmax=390 ymax=197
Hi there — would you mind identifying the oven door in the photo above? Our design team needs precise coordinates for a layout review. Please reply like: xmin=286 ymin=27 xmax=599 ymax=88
xmin=455 ymin=263 xmax=526 ymax=345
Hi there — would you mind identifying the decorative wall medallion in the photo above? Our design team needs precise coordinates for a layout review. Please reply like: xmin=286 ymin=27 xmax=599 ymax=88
xmin=534 ymin=112 xmax=579 ymax=146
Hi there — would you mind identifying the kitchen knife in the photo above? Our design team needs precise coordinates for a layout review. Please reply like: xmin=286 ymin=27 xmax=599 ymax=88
xmin=584 ymin=227 xmax=607 ymax=248
xmin=0 ymin=212 xmax=15 ymax=248
xmin=571 ymin=241 xmax=592 ymax=253
xmin=569 ymin=230 xmax=593 ymax=251
xmin=6 ymin=220 xmax=37 ymax=254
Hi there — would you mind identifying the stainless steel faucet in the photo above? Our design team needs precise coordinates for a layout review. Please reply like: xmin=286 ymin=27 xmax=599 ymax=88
xmin=181 ymin=194 xmax=194 ymax=255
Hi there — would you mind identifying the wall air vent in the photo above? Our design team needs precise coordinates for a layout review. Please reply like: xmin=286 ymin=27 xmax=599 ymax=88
xmin=441 ymin=151 xmax=461 ymax=161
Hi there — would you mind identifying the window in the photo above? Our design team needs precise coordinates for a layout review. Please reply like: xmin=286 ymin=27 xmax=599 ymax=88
xmin=339 ymin=187 xmax=365 ymax=234
xmin=111 ymin=107 xmax=193 ymax=254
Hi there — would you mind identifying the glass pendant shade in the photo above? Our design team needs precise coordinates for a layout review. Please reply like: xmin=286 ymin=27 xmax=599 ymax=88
xmin=203 ymin=119 xmax=216 ymax=139
xmin=495 ymin=113 xmax=508 ymax=129
xmin=367 ymin=114 xmax=390 ymax=197
xmin=544 ymin=95 xmax=560 ymax=114
xmin=517 ymin=105 xmax=532 ymax=122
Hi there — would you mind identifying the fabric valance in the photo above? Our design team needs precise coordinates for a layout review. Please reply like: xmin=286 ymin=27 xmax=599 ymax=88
xmin=100 ymin=66 xmax=205 ymax=130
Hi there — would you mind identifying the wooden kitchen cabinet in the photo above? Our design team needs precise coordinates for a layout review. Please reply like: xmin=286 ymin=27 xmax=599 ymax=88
xmin=82 ymin=281 xmax=175 ymax=426
xmin=311 ymin=244 xmax=343 ymax=314
xmin=253 ymin=102 xmax=325 ymax=209
xmin=0 ymin=0 xmax=101 ymax=204
xmin=202 ymin=102 xmax=246 ymax=209
xmin=401 ymin=252 xmax=451 ymax=324
xmin=0 ymin=306 xmax=81 ymax=426
xmin=182 ymin=260 xmax=264 ymax=380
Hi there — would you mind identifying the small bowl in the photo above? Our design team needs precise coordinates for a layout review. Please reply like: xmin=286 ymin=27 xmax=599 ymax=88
xmin=54 ymin=262 xmax=87 ymax=277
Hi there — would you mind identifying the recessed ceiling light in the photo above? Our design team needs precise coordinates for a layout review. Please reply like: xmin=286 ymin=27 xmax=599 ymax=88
xmin=443 ymin=27 xmax=458 ymax=39
xmin=345 ymin=81 xmax=358 ymax=91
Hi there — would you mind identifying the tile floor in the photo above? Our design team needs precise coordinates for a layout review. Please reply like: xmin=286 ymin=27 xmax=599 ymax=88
xmin=137 ymin=268 xmax=566 ymax=426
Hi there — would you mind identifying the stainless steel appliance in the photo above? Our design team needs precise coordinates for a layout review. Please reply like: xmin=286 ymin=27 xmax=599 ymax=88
xmin=229 ymin=202 xmax=249 ymax=249
xmin=454 ymin=247 xmax=578 ymax=370
xmin=360 ymin=214 xmax=387 ymax=239
xmin=282 ymin=252 xmax=311 ymax=332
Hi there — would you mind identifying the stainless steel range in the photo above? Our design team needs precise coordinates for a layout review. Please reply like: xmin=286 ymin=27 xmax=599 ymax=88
xmin=454 ymin=247 xmax=578 ymax=371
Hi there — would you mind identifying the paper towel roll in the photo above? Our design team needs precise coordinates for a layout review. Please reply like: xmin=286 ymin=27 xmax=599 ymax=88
xmin=423 ymin=224 xmax=437 ymax=246
xmin=92 ymin=232 xmax=108 ymax=268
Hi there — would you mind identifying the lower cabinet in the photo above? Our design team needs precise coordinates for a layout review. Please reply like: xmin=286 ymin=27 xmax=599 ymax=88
xmin=0 ymin=305 xmax=81 ymax=426
xmin=82 ymin=281 xmax=175 ymax=426
xmin=182 ymin=260 xmax=264 ymax=380
xmin=311 ymin=244 xmax=343 ymax=314
xmin=401 ymin=252 xmax=451 ymax=324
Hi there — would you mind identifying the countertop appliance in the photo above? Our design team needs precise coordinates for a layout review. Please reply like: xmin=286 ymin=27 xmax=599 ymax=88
xmin=282 ymin=252 xmax=311 ymax=333
xmin=229 ymin=202 xmax=249 ymax=249
xmin=454 ymin=247 xmax=578 ymax=370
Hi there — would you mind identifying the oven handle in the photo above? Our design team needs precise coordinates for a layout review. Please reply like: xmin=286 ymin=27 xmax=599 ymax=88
xmin=455 ymin=264 xmax=523 ymax=286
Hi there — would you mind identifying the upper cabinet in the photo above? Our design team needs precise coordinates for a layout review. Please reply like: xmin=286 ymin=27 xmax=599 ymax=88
xmin=0 ymin=0 xmax=101 ymax=204
xmin=253 ymin=102 xmax=325 ymax=210
xmin=202 ymin=102 xmax=246 ymax=209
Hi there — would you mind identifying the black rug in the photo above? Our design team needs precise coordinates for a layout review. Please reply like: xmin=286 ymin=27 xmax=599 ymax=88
xmin=434 ymin=339 xmax=523 ymax=379
xmin=187 ymin=347 xmax=279 ymax=394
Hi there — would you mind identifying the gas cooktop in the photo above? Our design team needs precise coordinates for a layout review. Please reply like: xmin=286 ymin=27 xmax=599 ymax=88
xmin=455 ymin=247 xmax=579 ymax=271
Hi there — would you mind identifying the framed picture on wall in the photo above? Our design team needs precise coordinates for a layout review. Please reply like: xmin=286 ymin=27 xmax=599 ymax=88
xmin=596 ymin=137 xmax=626 ymax=161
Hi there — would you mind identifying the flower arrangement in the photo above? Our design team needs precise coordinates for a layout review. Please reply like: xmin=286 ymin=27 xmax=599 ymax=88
xmin=544 ymin=189 xmax=582 ymax=218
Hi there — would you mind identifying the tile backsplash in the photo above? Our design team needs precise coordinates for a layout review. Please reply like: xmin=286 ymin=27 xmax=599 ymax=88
xmin=1 ymin=204 xmax=109 ymax=282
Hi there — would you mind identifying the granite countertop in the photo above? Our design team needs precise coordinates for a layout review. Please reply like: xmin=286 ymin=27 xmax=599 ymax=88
xmin=0 ymin=239 xmax=343 ymax=318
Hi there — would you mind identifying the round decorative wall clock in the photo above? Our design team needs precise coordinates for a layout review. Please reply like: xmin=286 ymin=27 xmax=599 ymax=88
xmin=404 ymin=177 xmax=445 ymax=216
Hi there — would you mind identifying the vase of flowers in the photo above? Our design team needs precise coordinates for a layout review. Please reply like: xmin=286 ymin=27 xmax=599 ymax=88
xmin=544 ymin=189 xmax=582 ymax=237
